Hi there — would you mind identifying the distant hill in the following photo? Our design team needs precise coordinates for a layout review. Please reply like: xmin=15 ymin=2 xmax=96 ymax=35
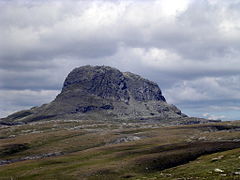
xmin=1 ymin=65 xmax=217 ymax=124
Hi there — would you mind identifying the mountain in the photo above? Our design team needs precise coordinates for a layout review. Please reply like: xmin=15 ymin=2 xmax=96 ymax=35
xmin=1 ymin=66 xmax=237 ymax=180
xmin=1 ymin=65 xmax=213 ymax=124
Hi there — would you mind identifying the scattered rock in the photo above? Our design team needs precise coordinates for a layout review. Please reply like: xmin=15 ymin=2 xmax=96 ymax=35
xmin=211 ymin=155 xmax=224 ymax=162
xmin=21 ymin=129 xmax=32 ymax=133
xmin=198 ymin=136 xmax=207 ymax=141
xmin=214 ymin=168 xmax=224 ymax=173
xmin=0 ymin=152 xmax=63 ymax=166
xmin=110 ymin=136 xmax=141 ymax=144
xmin=8 ymin=135 xmax=16 ymax=138
xmin=165 ymin=173 xmax=172 ymax=177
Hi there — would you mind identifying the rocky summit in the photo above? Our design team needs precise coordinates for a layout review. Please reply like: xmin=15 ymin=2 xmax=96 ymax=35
xmin=2 ymin=65 xmax=197 ymax=123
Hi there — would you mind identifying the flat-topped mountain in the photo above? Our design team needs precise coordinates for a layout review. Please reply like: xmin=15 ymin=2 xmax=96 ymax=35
xmin=62 ymin=66 xmax=166 ymax=102
xmin=2 ymin=65 xmax=198 ymax=123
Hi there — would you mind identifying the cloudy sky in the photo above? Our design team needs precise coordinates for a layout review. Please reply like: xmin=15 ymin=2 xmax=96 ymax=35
xmin=1 ymin=0 xmax=240 ymax=120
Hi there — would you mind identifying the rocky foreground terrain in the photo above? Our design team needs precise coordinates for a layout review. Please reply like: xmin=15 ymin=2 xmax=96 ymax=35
xmin=0 ymin=66 xmax=240 ymax=179
xmin=0 ymin=119 xmax=240 ymax=179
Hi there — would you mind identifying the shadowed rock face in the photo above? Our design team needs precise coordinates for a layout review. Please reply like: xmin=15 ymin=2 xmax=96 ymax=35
xmin=123 ymin=72 xmax=166 ymax=102
xmin=1 ymin=65 xmax=188 ymax=123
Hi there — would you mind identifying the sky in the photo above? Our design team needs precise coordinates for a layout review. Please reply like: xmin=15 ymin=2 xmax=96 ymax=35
xmin=1 ymin=0 xmax=240 ymax=121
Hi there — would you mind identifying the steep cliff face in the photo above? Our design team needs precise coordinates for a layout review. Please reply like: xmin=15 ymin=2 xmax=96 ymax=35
xmin=123 ymin=72 xmax=166 ymax=102
xmin=62 ymin=66 xmax=166 ymax=102
xmin=62 ymin=66 xmax=129 ymax=101
xmin=1 ymin=65 xmax=187 ymax=123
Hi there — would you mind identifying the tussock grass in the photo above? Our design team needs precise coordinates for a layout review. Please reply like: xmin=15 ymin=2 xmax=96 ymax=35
xmin=0 ymin=120 xmax=240 ymax=179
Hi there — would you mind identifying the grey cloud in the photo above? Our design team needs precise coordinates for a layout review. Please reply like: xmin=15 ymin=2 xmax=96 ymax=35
xmin=178 ymin=99 xmax=240 ymax=121
xmin=165 ymin=76 xmax=240 ymax=104
xmin=1 ymin=0 xmax=240 ymax=120
xmin=0 ymin=1 xmax=119 ymax=67
xmin=1 ymin=0 xmax=240 ymax=67
xmin=0 ymin=89 xmax=59 ymax=117
xmin=0 ymin=69 xmax=60 ymax=90
xmin=138 ymin=1 xmax=240 ymax=61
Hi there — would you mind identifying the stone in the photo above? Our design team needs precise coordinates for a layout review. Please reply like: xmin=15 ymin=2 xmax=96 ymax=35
xmin=211 ymin=155 xmax=224 ymax=162
xmin=234 ymin=172 xmax=240 ymax=175
xmin=214 ymin=168 xmax=224 ymax=173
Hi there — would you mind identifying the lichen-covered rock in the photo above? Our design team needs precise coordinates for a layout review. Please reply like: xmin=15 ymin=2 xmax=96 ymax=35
xmin=123 ymin=72 xmax=166 ymax=102
xmin=62 ymin=66 xmax=166 ymax=102
xmin=63 ymin=66 xmax=130 ymax=101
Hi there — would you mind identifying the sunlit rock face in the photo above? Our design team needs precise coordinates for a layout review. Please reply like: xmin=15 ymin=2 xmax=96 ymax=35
xmin=62 ymin=65 xmax=166 ymax=102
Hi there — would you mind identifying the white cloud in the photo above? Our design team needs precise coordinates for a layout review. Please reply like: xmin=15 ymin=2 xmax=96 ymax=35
xmin=157 ymin=0 xmax=190 ymax=16
xmin=164 ymin=75 xmax=240 ymax=104
xmin=132 ymin=47 xmax=181 ymax=69
xmin=202 ymin=113 xmax=226 ymax=120
xmin=164 ymin=81 xmax=209 ymax=104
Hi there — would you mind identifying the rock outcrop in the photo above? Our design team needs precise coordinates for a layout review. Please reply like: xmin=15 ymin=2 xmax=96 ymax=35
xmin=1 ymin=65 xmax=187 ymax=123
xmin=62 ymin=66 xmax=166 ymax=102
